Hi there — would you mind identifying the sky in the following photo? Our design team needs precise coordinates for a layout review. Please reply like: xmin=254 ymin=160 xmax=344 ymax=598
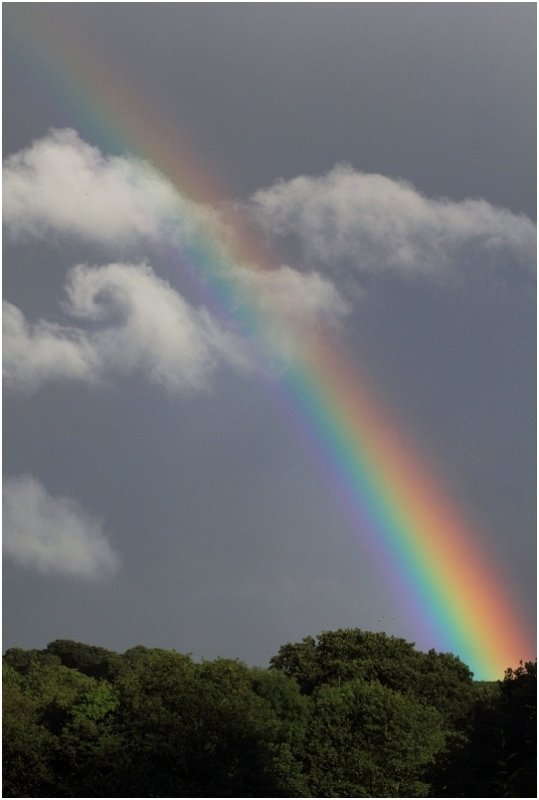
xmin=3 ymin=2 xmax=536 ymax=678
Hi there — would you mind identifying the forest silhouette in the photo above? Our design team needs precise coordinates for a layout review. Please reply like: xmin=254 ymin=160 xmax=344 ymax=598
xmin=3 ymin=629 xmax=536 ymax=797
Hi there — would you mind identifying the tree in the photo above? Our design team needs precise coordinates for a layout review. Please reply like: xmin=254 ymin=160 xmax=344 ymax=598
xmin=196 ymin=659 xmax=308 ymax=796
xmin=499 ymin=661 xmax=536 ymax=797
xmin=3 ymin=650 xmax=123 ymax=798
xmin=45 ymin=639 xmax=123 ymax=681
xmin=270 ymin=628 xmax=475 ymax=722
xmin=271 ymin=628 xmax=480 ymax=797
xmin=2 ymin=663 xmax=57 ymax=797
xmin=303 ymin=678 xmax=445 ymax=797
xmin=110 ymin=651 xmax=308 ymax=796
xmin=428 ymin=662 xmax=537 ymax=798
xmin=6 ymin=636 xmax=530 ymax=798
xmin=4 ymin=646 xmax=62 ymax=675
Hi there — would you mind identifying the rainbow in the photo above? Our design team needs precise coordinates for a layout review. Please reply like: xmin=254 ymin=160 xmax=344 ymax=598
xmin=6 ymin=9 xmax=535 ymax=678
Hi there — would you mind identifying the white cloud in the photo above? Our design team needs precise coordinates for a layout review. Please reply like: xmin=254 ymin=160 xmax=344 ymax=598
xmin=3 ymin=475 xmax=119 ymax=580
xmin=234 ymin=264 xmax=349 ymax=330
xmin=4 ymin=260 xmax=347 ymax=393
xmin=231 ymin=264 xmax=350 ymax=361
xmin=3 ymin=301 xmax=99 ymax=390
xmin=2 ymin=128 xmax=217 ymax=247
xmin=3 ymin=130 xmax=348 ymax=343
xmin=4 ymin=262 xmax=251 ymax=393
xmin=64 ymin=261 xmax=251 ymax=391
xmin=250 ymin=165 xmax=536 ymax=277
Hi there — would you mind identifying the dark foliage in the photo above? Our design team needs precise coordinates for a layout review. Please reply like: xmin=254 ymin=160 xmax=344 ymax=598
xmin=3 ymin=633 xmax=535 ymax=797
xmin=44 ymin=640 xmax=123 ymax=681
xmin=428 ymin=661 xmax=537 ymax=798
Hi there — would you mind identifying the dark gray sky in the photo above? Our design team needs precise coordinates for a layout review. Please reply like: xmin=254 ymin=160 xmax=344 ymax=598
xmin=3 ymin=3 xmax=536 ymax=676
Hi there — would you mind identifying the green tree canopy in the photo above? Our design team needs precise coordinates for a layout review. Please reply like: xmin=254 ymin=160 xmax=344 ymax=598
xmin=270 ymin=628 xmax=474 ymax=723
xmin=3 ymin=637 xmax=534 ymax=798
xmin=304 ymin=678 xmax=445 ymax=797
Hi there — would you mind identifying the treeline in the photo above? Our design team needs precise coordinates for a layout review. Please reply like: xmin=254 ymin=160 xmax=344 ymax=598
xmin=3 ymin=630 xmax=536 ymax=797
